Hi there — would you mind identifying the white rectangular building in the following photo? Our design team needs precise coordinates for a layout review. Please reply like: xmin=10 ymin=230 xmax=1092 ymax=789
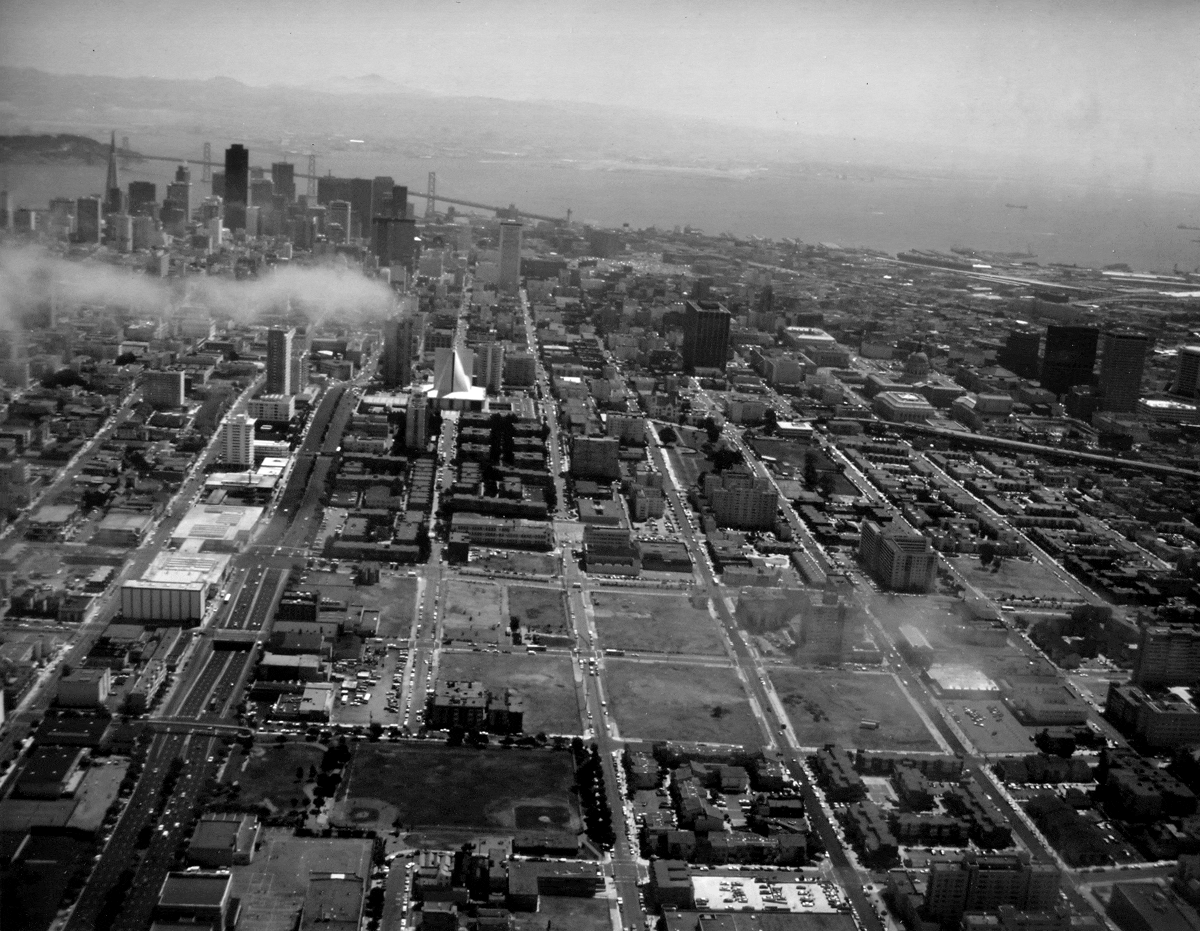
xmin=222 ymin=414 xmax=256 ymax=467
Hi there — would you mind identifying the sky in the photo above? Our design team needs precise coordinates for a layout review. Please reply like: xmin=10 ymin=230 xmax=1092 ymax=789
xmin=1 ymin=0 xmax=1198 ymax=186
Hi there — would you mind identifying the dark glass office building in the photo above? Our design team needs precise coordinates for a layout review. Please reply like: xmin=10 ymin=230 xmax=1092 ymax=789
xmin=682 ymin=300 xmax=732 ymax=372
xmin=1040 ymin=325 xmax=1098 ymax=396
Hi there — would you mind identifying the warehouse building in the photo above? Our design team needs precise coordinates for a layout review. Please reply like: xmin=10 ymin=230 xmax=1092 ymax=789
xmin=120 ymin=551 xmax=231 ymax=623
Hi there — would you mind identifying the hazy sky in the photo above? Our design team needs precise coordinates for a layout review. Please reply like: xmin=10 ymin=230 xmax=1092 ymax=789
xmin=2 ymin=0 xmax=1197 ymax=184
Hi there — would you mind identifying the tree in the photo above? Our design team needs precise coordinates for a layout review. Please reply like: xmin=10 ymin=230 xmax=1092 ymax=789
xmin=703 ymin=417 xmax=722 ymax=444
xmin=544 ymin=483 xmax=558 ymax=512
xmin=817 ymin=473 xmax=837 ymax=498
xmin=761 ymin=408 xmax=778 ymax=435
xmin=659 ymin=425 xmax=678 ymax=445
xmin=296 ymin=766 xmax=305 ymax=781
xmin=979 ymin=541 xmax=997 ymax=567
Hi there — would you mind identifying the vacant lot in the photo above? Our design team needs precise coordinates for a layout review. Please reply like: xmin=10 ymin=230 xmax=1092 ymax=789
xmin=442 ymin=579 xmax=506 ymax=646
xmin=769 ymin=669 xmax=941 ymax=751
xmin=605 ymin=659 xmax=762 ymax=747
xmin=376 ymin=574 xmax=419 ymax=638
xmin=437 ymin=651 xmax=581 ymax=735
xmin=666 ymin=448 xmax=707 ymax=490
xmin=472 ymin=551 xmax=558 ymax=576
xmin=233 ymin=742 xmax=326 ymax=813
xmin=591 ymin=591 xmax=725 ymax=655
xmin=509 ymin=585 xmax=570 ymax=636
xmin=948 ymin=556 xmax=1079 ymax=603
xmin=333 ymin=744 xmax=579 ymax=844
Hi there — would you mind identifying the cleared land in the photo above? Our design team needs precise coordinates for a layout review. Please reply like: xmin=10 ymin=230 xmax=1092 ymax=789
xmin=769 ymin=669 xmax=941 ymax=751
xmin=509 ymin=585 xmax=570 ymax=636
xmin=604 ymin=659 xmax=762 ymax=746
xmin=442 ymin=579 xmax=506 ymax=646
xmin=232 ymin=742 xmax=326 ymax=813
xmin=333 ymin=744 xmax=579 ymax=845
xmin=591 ymin=591 xmax=725 ymax=655
xmin=948 ymin=556 xmax=1080 ymax=602
xmin=437 ymin=651 xmax=582 ymax=735
xmin=472 ymin=551 xmax=558 ymax=576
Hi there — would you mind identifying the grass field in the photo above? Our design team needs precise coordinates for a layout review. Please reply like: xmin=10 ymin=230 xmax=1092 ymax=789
xmin=591 ymin=591 xmax=725 ymax=655
xmin=948 ymin=556 xmax=1080 ymax=602
xmin=509 ymin=585 xmax=570 ymax=636
xmin=233 ymin=743 xmax=326 ymax=813
xmin=436 ymin=651 xmax=581 ymax=735
xmin=333 ymin=744 xmax=579 ymax=842
xmin=442 ymin=579 xmax=506 ymax=646
xmin=604 ymin=659 xmax=762 ymax=746
xmin=769 ymin=669 xmax=942 ymax=751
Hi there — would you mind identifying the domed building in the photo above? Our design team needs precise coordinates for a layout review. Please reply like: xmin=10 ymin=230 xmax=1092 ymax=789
xmin=904 ymin=351 xmax=931 ymax=381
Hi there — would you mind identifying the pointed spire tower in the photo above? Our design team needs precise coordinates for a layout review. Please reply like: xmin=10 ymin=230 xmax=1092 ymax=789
xmin=104 ymin=132 xmax=122 ymax=214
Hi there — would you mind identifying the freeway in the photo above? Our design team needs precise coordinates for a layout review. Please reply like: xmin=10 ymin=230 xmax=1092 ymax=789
xmin=59 ymin=377 xmax=364 ymax=931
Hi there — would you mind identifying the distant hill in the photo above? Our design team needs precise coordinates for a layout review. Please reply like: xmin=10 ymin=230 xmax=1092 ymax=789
xmin=0 ymin=133 xmax=141 ymax=165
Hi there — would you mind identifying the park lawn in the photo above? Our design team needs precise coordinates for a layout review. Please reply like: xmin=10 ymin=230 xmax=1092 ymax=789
xmin=334 ymin=744 xmax=579 ymax=836
xmin=604 ymin=659 xmax=762 ymax=747
xmin=234 ymin=742 xmax=327 ymax=813
xmin=769 ymin=668 xmax=941 ymax=751
xmin=437 ymin=651 xmax=582 ymax=735
xmin=591 ymin=591 xmax=725 ymax=655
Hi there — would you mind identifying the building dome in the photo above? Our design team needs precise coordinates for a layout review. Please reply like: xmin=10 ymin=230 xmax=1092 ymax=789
xmin=904 ymin=351 xmax=931 ymax=379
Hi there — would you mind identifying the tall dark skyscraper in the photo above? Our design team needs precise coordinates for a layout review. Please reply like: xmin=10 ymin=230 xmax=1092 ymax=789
xmin=224 ymin=145 xmax=249 ymax=205
xmin=998 ymin=328 xmax=1042 ymax=379
xmin=682 ymin=300 xmax=732 ymax=372
xmin=372 ymin=216 xmax=420 ymax=276
xmin=391 ymin=185 xmax=408 ymax=219
xmin=1098 ymin=329 xmax=1151 ymax=413
xmin=127 ymin=181 xmax=157 ymax=216
xmin=1040 ymin=325 xmax=1098 ymax=396
xmin=271 ymin=162 xmax=295 ymax=202
xmin=382 ymin=317 xmax=418 ymax=387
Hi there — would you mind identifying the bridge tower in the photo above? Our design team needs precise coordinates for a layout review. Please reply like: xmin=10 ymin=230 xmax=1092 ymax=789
xmin=307 ymin=153 xmax=317 ymax=197
xmin=425 ymin=172 xmax=436 ymax=219
xmin=201 ymin=142 xmax=212 ymax=182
